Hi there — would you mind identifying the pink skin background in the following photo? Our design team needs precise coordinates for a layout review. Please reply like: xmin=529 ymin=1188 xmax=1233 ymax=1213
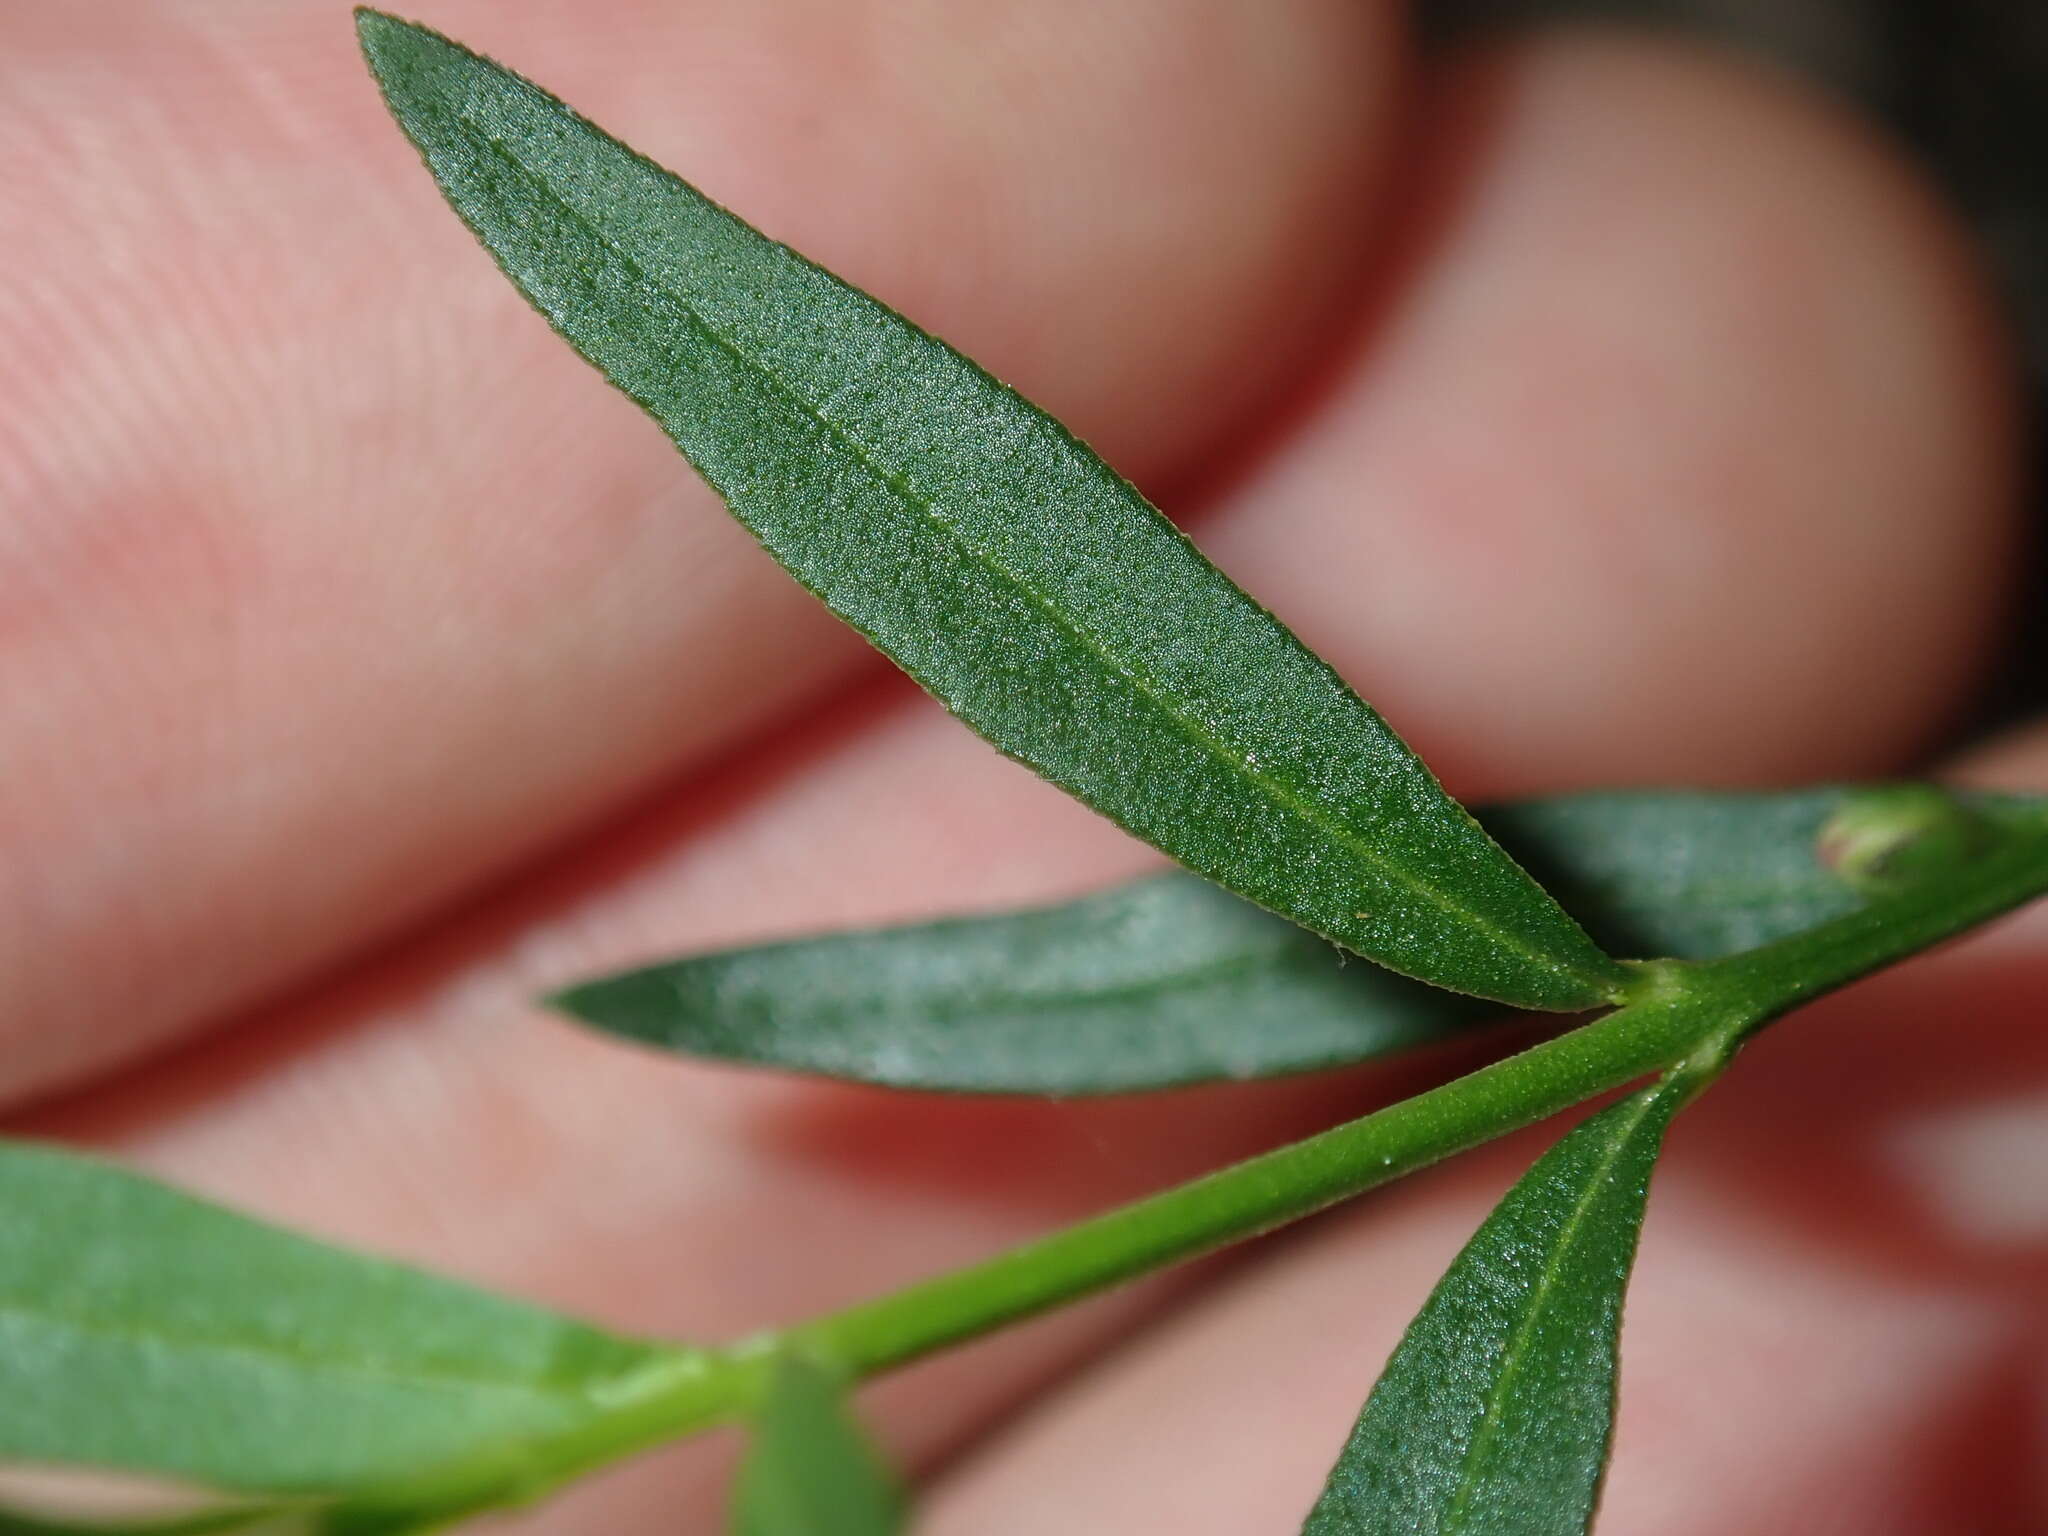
xmin=1 ymin=1 xmax=2040 ymax=1529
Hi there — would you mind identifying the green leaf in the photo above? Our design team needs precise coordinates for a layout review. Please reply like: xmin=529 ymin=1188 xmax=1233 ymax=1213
xmin=1811 ymin=782 xmax=1997 ymax=894
xmin=553 ymin=786 xmax=2028 ymax=1093
xmin=731 ymin=1355 xmax=901 ymax=1536
xmin=556 ymin=871 xmax=1489 ymax=1094
xmin=1484 ymin=786 xmax=2032 ymax=960
xmin=353 ymin=9 xmax=1625 ymax=1014
xmin=0 ymin=1140 xmax=698 ymax=1503
xmin=1301 ymin=1081 xmax=1687 ymax=1536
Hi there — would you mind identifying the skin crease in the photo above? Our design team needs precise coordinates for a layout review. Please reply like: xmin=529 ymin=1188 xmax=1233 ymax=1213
xmin=0 ymin=6 xmax=2036 ymax=1534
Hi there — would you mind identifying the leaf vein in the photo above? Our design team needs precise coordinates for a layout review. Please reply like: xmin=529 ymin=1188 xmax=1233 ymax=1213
xmin=451 ymin=116 xmax=1598 ymax=999
xmin=0 ymin=1300 xmax=621 ymax=1410
xmin=1437 ymin=1091 xmax=1658 ymax=1533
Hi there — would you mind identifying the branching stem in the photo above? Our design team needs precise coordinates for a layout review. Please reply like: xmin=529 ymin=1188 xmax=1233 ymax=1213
xmin=488 ymin=808 xmax=2048 ymax=1513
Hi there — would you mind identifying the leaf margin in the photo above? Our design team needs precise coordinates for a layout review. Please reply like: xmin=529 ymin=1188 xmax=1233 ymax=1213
xmin=1300 ymin=1072 xmax=1696 ymax=1535
xmin=351 ymin=5 xmax=1628 ymax=1014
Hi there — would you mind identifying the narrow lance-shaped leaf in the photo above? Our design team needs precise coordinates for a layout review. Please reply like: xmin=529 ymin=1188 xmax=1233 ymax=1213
xmin=554 ymin=786 xmax=2037 ymax=1094
xmin=1302 ymin=1079 xmax=1690 ymax=1536
xmin=0 ymin=1141 xmax=702 ymax=1505
xmin=732 ymin=1355 xmax=902 ymax=1536
xmin=354 ymin=10 xmax=1626 ymax=1014
xmin=558 ymin=870 xmax=1491 ymax=1095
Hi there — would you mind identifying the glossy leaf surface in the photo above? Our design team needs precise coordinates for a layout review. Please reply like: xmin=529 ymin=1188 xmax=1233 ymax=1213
xmin=0 ymin=1141 xmax=689 ymax=1500
xmin=1301 ymin=1082 xmax=1684 ymax=1535
xmin=556 ymin=787 xmax=2006 ymax=1093
xmin=732 ymin=1355 xmax=901 ymax=1536
xmin=355 ymin=9 xmax=1624 ymax=1013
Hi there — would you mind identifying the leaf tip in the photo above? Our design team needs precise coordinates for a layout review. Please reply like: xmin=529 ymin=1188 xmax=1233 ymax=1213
xmin=542 ymin=971 xmax=683 ymax=1051
xmin=351 ymin=5 xmax=408 ymax=52
xmin=353 ymin=7 xmax=472 ymax=94
xmin=542 ymin=975 xmax=624 ymax=1025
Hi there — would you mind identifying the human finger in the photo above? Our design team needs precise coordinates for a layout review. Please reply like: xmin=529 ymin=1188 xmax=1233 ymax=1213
xmin=17 ymin=21 xmax=2025 ymax=1533
xmin=0 ymin=0 xmax=1397 ymax=1099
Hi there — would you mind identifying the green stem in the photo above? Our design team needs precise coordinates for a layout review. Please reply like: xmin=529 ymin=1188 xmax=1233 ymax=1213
xmin=517 ymin=808 xmax=2048 ymax=1506
xmin=1696 ymin=809 xmax=2048 ymax=1008
xmin=783 ymin=810 xmax=2048 ymax=1381
xmin=784 ymin=964 xmax=1703 ymax=1376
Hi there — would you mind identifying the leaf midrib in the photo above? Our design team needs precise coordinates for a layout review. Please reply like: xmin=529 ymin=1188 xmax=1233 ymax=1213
xmin=685 ymin=930 xmax=1346 ymax=1027
xmin=0 ymin=1295 xmax=627 ymax=1412
xmin=1437 ymin=1092 xmax=1656 ymax=1534
xmin=448 ymin=110 xmax=1597 ymax=1001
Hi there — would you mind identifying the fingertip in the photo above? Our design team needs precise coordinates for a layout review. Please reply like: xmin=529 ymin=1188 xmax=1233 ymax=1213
xmin=1944 ymin=717 xmax=2048 ymax=792
xmin=1202 ymin=26 xmax=2024 ymax=796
